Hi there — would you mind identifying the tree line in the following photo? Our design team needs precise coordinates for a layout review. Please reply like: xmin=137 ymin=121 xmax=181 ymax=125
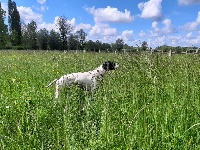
xmin=0 ymin=1 xmax=199 ymax=53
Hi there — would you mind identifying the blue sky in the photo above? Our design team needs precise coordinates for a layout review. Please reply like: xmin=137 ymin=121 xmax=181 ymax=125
xmin=1 ymin=0 xmax=200 ymax=48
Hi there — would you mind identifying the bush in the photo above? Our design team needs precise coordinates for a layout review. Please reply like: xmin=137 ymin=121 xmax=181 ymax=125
xmin=12 ymin=45 xmax=26 ymax=50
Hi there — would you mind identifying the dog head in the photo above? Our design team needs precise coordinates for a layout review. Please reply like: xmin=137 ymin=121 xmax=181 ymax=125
xmin=102 ymin=61 xmax=119 ymax=71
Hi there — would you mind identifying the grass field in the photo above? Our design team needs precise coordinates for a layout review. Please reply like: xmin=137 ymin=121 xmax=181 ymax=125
xmin=0 ymin=50 xmax=200 ymax=149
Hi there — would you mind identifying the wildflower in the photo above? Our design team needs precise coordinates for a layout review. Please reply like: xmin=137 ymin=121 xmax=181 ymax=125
xmin=11 ymin=78 xmax=16 ymax=83
xmin=153 ymin=76 xmax=157 ymax=84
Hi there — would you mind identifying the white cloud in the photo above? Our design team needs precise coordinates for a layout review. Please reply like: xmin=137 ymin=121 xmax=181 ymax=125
xmin=86 ymin=6 xmax=134 ymax=23
xmin=186 ymin=32 xmax=193 ymax=38
xmin=38 ymin=16 xmax=91 ymax=35
xmin=1 ymin=2 xmax=7 ymax=12
xmin=182 ymin=22 xmax=199 ymax=31
xmin=1 ymin=2 xmax=8 ymax=20
xmin=152 ymin=21 xmax=160 ymax=33
xmin=35 ymin=0 xmax=48 ymax=12
xmin=37 ymin=16 xmax=59 ymax=31
xmin=38 ymin=22 xmax=55 ymax=31
xmin=142 ymin=32 xmax=200 ymax=48
xmin=181 ymin=11 xmax=200 ymax=31
xmin=47 ymin=16 xmax=76 ymax=31
xmin=178 ymin=0 xmax=200 ymax=5
xmin=121 ymin=30 xmax=133 ymax=42
xmin=75 ymin=23 xmax=92 ymax=31
xmin=139 ymin=30 xmax=146 ymax=37
xmin=152 ymin=36 xmax=166 ymax=46
xmin=148 ymin=19 xmax=177 ymax=38
xmin=152 ymin=21 xmax=158 ymax=28
xmin=89 ymin=23 xmax=117 ymax=38
xmin=196 ymin=11 xmax=200 ymax=23
xmin=39 ymin=5 xmax=49 ymax=12
xmin=37 ymin=0 xmax=46 ymax=5
xmin=69 ymin=18 xmax=76 ymax=26
xmin=17 ymin=6 xmax=43 ymax=24
xmin=162 ymin=19 xmax=177 ymax=33
xmin=180 ymin=35 xmax=200 ymax=47
xmin=137 ymin=19 xmax=183 ymax=48
xmin=138 ymin=0 xmax=162 ymax=20
xmin=168 ymin=35 xmax=183 ymax=45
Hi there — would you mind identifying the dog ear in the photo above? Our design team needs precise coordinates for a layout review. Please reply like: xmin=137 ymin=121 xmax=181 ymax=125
xmin=102 ymin=63 xmax=106 ymax=70
xmin=102 ymin=61 xmax=108 ymax=70
xmin=109 ymin=61 xmax=115 ymax=70
xmin=102 ymin=61 xmax=116 ymax=71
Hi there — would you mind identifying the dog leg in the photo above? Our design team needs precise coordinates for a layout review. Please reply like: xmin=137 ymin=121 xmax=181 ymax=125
xmin=90 ymin=78 xmax=97 ymax=91
xmin=55 ymin=80 xmax=61 ymax=98
xmin=55 ymin=85 xmax=59 ymax=98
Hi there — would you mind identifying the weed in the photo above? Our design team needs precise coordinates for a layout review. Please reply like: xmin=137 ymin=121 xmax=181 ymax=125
xmin=0 ymin=51 xmax=199 ymax=149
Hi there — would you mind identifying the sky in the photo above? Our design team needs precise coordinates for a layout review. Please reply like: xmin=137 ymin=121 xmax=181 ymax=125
xmin=1 ymin=0 xmax=200 ymax=48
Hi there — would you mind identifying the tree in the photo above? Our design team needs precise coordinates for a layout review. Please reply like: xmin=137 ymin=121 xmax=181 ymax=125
xmin=56 ymin=15 xmax=73 ymax=50
xmin=68 ymin=34 xmax=79 ymax=50
xmin=21 ymin=21 xmax=28 ymax=48
xmin=49 ymin=29 xmax=60 ymax=50
xmin=85 ymin=40 xmax=96 ymax=51
xmin=75 ymin=29 xmax=87 ymax=50
xmin=155 ymin=45 xmax=171 ymax=52
xmin=27 ymin=21 xmax=37 ymax=49
xmin=95 ymin=40 xmax=101 ymax=52
xmin=141 ymin=41 xmax=148 ymax=51
xmin=37 ymin=28 xmax=49 ymax=50
xmin=22 ymin=21 xmax=37 ymax=49
xmin=100 ymin=43 xmax=111 ymax=51
xmin=8 ymin=0 xmax=21 ymax=45
xmin=0 ymin=3 xmax=8 ymax=49
xmin=115 ymin=38 xmax=124 ymax=51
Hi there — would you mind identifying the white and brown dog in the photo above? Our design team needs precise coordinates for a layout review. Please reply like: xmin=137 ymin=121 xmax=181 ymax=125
xmin=46 ymin=61 xmax=119 ymax=98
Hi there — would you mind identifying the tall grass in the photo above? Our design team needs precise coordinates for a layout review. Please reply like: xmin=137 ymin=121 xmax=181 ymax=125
xmin=0 ymin=51 xmax=199 ymax=149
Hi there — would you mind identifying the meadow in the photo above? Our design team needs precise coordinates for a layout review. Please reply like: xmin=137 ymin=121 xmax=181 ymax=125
xmin=0 ymin=50 xmax=199 ymax=149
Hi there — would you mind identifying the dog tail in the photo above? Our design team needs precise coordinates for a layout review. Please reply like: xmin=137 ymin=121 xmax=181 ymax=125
xmin=46 ymin=79 xmax=58 ymax=88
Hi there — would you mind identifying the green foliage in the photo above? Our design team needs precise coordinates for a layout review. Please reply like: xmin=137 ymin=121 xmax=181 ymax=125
xmin=0 ymin=51 xmax=200 ymax=149
xmin=37 ymin=28 xmax=49 ymax=50
xmin=155 ymin=45 xmax=172 ymax=52
xmin=12 ymin=45 xmax=26 ymax=50
xmin=0 ymin=3 xmax=8 ymax=49
xmin=57 ymin=15 xmax=73 ymax=50
xmin=22 ymin=20 xmax=38 ymax=50
xmin=8 ymin=0 xmax=21 ymax=45
xmin=85 ymin=40 xmax=97 ymax=51
xmin=75 ymin=29 xmax=87 ymax=50
xmin=68 ymin=34 xmax=80 ymax=50
xmin=141 ymin=41 xmax=148 ymax=51
xmin=48 ymin=29 xmax=61 ymax=50
xmin=115 ymin=38 xmax=124 ymax=51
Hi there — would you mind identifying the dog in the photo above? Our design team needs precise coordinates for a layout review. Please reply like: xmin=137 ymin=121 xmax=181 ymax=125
xmin=46 ymin=61 xmax=119 ymax=98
